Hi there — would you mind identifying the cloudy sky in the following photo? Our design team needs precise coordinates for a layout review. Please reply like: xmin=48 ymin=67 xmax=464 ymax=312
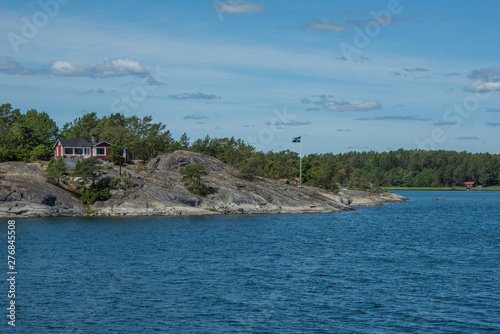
xmin=1 ymin=0 xmax=499 ymax=154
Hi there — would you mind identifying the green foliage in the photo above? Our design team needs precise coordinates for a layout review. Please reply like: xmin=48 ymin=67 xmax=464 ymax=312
xmin=2 ymin=101 xmax=500 ymax=191
xmin=30 ymin=144 xmax=53 ymax=161
xmin=0 ymin=146 xmax=13 ymax=162
xmin=91 ymin=113 xmax=129 ymax=143
xmin=109 ymin=177 xmax=121 ymax=189
xmin=109 ymin=141 xmax=124 ymax=165
xmin=186 ymin=137 xmax=500 ymax=190
xmin=105 ymin=177 xmax=134 ymax=191
xmin=22 ymin=109 xmax=58 ymax=145
xmin=60 ymin=112 xmax=99 ymax=140
xmin=180 ymin=164 xmax=214 ymax=196
xmin=302 ymin=150 xmax=500 ymax=189
xmin=45 ymin=157 xmax=67 ymax=184
xmin=80 ymin=185 xmax=110 ymax=205
xmin=73 ymin=157 xmax=102 ymax=185
xmin=238 ymin=152 xmax=269 ymax=180
xmin=179 ymin=132 xmax=190 ymax=149
xmin=57 ymin=111 xmax=180 ymax=162
xmin=0 ymin=104 xmax=58 ymax=162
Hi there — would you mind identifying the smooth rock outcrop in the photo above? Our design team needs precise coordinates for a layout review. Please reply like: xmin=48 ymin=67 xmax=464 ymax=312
xmin=0 ymin=152 xmax=408 ymax=218
xmin=0 ymin=162 xmax=87 ymax=217
xmin=338 ymin=190 xmax=408 ymax=206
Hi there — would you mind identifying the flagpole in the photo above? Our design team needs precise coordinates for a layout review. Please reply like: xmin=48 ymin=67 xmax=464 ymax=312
xmin=299 ymin=136 xmax=302 ymax=187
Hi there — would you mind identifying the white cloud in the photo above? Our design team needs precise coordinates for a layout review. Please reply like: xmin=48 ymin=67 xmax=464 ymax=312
xmin=466 ymin=65 xmax=500 ymax=92
xmin=2 ymin=58 xmax=150 ymax=79
xmin=92 ymin=58 xmax=149 ymax=78
xmin=50 ymin=61 xmax=87 ymax=76
xmin=466 ymin=80 xmax=500 ymax=92
xmin=326 ymin=100 xmax=381 ymax=112
xmin=213 ymin=1 xmax=264 ymax=14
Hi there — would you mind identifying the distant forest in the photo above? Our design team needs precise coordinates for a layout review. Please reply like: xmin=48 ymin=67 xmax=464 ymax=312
xmin=1 ymin=103 xmax=499 ymax=190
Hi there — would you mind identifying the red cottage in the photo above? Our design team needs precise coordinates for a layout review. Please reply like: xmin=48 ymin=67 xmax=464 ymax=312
xmin=52 ymin=137 xmax=111 ymax=161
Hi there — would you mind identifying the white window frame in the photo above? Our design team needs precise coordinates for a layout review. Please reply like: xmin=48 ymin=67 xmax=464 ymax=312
xmin=64 ymin=147 xmax=91 ymax=156
xmin=95 ymin=147 xmax=106 ymax=156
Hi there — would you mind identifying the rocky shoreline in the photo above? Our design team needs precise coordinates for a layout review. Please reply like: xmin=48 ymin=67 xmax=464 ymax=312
xmin=0 ymin=151 xmax=407 ymax=218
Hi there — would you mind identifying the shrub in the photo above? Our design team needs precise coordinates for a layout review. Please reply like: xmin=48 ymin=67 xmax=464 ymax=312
xmin=0 ymin=147 xmax=13 ymax=162
xmin=109 ymin=177 xmax=121 ymax=189
xmin=80 ymin=186 xmax=110 ymax=205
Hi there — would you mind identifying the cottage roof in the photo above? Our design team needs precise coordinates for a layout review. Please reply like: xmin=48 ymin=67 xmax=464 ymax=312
xmin=53 ymin=139 xmax=112 ymax=149
xmin=57 ymin=139 xmax=94 ymax=147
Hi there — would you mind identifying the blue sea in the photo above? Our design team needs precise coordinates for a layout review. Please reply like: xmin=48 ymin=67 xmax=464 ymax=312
xmin=1 ymin=191 xmax=500 ymax=333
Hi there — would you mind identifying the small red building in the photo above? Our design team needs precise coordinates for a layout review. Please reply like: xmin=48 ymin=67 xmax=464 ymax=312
xmin=52 ymin=137 xmax=111 ymax=161
xmin=464 ymin=181 xmax=475 ymax=189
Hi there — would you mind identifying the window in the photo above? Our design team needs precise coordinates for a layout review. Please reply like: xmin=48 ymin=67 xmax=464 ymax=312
xmin=96 ymin=147 xmax=105 ymax=155
xmin=74 ymin=148 xmax=83 ymax=155
xmin=64 ymin=147 xmax=73 ymax=155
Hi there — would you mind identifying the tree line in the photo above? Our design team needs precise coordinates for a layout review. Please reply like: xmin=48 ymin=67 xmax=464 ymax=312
xmin=1 ymin=103 xmax=499 ymax=190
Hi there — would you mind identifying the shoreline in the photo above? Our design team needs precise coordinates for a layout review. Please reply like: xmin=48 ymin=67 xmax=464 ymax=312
xmin=0 ymin=155 xmax=408 ymax=219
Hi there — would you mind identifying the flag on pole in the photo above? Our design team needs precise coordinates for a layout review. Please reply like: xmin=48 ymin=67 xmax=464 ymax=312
xmin=292 ymin=136 xmax=303 ymax=187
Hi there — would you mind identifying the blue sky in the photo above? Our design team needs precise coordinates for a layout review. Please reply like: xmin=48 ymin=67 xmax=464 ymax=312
xmin=1 ymin=0 xmax=499 ymax=154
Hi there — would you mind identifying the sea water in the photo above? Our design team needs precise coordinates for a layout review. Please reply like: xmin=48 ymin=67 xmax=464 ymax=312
xmin=1 ymin=191 xmax=499 ymax=333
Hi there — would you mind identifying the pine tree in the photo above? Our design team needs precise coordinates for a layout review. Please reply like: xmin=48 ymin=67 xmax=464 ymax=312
xmin=73 ymin=157 xmax=102 ymax=185
xmin=180 ymin=164 xmax=213 ymax=196
xmin=109 ymin=141 xmax=124 ymax=166
xmin=45 ymin=158 xmax=67 ymax=184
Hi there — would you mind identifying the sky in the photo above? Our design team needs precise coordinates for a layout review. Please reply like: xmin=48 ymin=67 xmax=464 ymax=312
xmin=1 ymin=0 xmax=499 ymax=154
